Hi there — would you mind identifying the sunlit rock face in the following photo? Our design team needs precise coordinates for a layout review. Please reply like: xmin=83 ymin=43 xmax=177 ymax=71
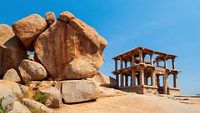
xmin=34 ymin=11 xmax=107 ymax=80
xmin=12 ymin=14 xmax=47 ymax=50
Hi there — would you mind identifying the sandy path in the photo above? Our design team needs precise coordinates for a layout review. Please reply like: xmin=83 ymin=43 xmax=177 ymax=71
xmin=54 ymin=93 xmax=200 ymax=113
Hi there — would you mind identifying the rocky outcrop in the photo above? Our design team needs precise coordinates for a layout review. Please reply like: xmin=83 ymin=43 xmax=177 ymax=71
xmin=34 ymin=11 xmax=107 ymax=80
xmin=12 ymin=14 xmax=47 ymax=50
xmin=87 ymin=73 xmax=116 ymax=88
xmin=61 ymin=80 xmax=99 ymax=103
xmin=18 ymin=59 xmax=47 ymax=82
xmin=3 ymin=68 xmax=21 ymax=83
xmin=0 ymin=24 xmax=27 ymax=78
xmin=45 ymin=12 xmax=56 ymax=26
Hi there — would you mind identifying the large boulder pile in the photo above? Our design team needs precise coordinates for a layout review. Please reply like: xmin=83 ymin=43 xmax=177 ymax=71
xmin=0 ymin=24 xmax=27 ymax=78
xmin=0 ymin=11 xmax=108 ymax=81
xmin=34 ymin=11 xmax=107 ymax=80
xmin=0 ymin=11 xmax=123 ymax=112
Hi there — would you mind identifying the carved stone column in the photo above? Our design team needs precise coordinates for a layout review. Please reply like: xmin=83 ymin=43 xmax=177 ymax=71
xmin=173 ymin=74 xmax=178 ymax=88
xmin=116 ymin=74 xmax=119 ymax=87
xmin=115 ymin=59 xmax=118 ymax=71
xmin=150 ymin=54 xmax=153 ymax=65
xmin=139 ymin=50 xmax=143 ymax=63
xmin=120 ymin=74 xmax=124 ymax=87
xmin=140 ymin=69 xmax=144 ymax=86
xmin=172 ymin=58 xmax=176 ymax=69
xmin=120 ymin=57 xmax=123 ymax=69
xmin=132 ymin=54 xmax=135 ymax=66
xmin=137 ymin=76 xmax=140 ymax=86
xmin=164 ymin=58 xmax=167 ymax=68
xmin=151 ymin=70 xmax=156 ymax=87
xmin=156 ymin=61 xmax=159 ymax=67
xmin=125 ymin=75 xmax=128 ymax=86
xmin=131 ymin=70 xmax=135 ymax=86
xmin=157 ymin=75 xmax=160 ymax=87
xmin=125 ymin=60 xmax=127 ymax=68
xmin=163 ymin=74 xmax=168 ymax=94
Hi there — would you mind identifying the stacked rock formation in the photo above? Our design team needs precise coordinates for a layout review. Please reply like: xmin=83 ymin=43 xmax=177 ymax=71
xmin=0 ymin=11 xmax=123 ymax=112
xmin=11 ymin=11 xmax=107 ymax=81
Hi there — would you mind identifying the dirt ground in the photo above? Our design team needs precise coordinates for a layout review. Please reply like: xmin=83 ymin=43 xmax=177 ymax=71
xmin=54 ymin=93 xmax=200 ymax=113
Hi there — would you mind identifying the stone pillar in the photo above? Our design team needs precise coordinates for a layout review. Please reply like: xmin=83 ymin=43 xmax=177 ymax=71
xmin=156 ymin=61 xmax=159 ymax=67
xmin=120 ymin=57 xmax=123 ymax=69
xmin=150 ymin=54 xmax=153 ymax=65
xmin=125 ymin=60 xmax=127 ymax=68
xmin=116 ymin=74 xmax=119 ymax=87
xmin=140 ymin=69 xmax=144 ymax=86
xmin=172 ymin=58 xmax=176 ymax=69
xmin=125 ymin=75 xmax=128 ymax=86
xmin=173 ymin=74 xmax=178 ymax=88
xmin=164 ymin=58 xmax=167 ymax=68
xmin=115 ymin=59 xmax=118 ymax=71
xmin=143 ymin=54 xmax=145 ymax=63
xmin=139 ymin=50 xmax=143 ymax=63
xmin=131 ymin=70 xmax=135 ymax=86
xmin=137 ymin=76 xmax=140 ymax=86
xmin=132 ymin=54 xmax=135 ymax=66
xmin=163 ymin=74 xmax=168 ymax=94
xmin=151 ymin=70 xmax=156 ymax=86
xmin=157 ymin=75 xmax=160 ymax=87
xmin=120 ymin=74 xmax=124 ymax=87
xmin=144 ymin=76 xmax=147 ymax=85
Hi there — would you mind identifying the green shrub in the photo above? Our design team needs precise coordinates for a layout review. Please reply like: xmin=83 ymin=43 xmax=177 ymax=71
xmin=0 ymin=109 xmax=3 ymax=113
xmin=34 ymin=92 xmax=48 ymax=104
xmin=0 ymin=98 xmax=4 ymax=113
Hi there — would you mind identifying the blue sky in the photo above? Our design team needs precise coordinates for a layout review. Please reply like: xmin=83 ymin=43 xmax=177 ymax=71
xmin=1 ymin=0 xmax=200 ymax=95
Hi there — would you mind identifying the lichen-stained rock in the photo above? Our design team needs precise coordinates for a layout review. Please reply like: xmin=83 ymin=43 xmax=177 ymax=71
xmin=3 ymin=68 xmax=21 ymax=83
xmin=45 ymin=12 xmax=56 ymax=26
xmin=61 ymin=80 xmax=99 ymax=103
xmin=0 ymin=24 xmax=27 ymax=78
xmin=12 ymin=14 xmax=47 ymax=50
xmin=34 ymin=11 xmax=107 ymax=80
xmin=18 ymin=59 xmax=47 ymax=82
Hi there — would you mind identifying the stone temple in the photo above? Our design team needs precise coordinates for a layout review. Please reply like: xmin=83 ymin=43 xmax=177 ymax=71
xmin=112 ymin=47 xmax=180 ymax=96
